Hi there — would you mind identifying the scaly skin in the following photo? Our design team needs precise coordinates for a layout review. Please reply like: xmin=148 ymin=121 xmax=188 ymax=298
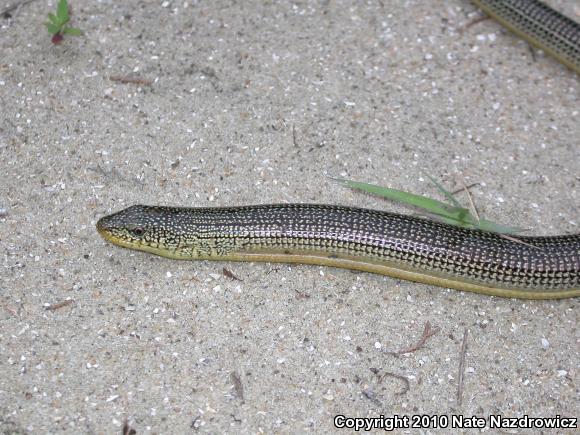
xmin=472 ymin=0 xmax=580 ymax=74
xmin=97 ymin=204 xmax=580 ymax=299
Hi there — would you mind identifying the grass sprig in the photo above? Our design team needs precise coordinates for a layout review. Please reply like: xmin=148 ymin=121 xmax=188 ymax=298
xmin=332 ymin=176 xmax=526 ymax=235
xmin=45 ymin=0 xmax=82 ymax=44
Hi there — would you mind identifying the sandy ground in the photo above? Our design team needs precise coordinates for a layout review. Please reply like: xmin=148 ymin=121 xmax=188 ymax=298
xmin=1 ymin=0 xmax=579 ymax=433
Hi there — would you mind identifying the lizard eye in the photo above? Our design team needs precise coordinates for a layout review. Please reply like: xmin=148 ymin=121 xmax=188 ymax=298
xmin=130 ymin=227 xmax=145 ymax=237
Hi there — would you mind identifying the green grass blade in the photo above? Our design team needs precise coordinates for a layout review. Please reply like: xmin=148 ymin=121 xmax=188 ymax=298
xmin=431 ymin=214 xmax=525 ymax=233
xmin=45 ymin=22 xmax=60 ymax=35
xmin=48 ymin=13 xmax=60 ymax=25
xmin=57 ymin=0 xmax=69 ymax=23
xmin=63 ymin=27 xmax=82 ymax=36
xmin=422 ymin=171 xmax=463 ymax=209
xmin=332 ymin=177 xmax=470 ymax=220
xmin=333 ymin=177 xmax=527 ymax=234
xmin=475 ymin=218 xmax=526 ymax=234
xmin=426 ymin=214 xmax=473 ymax=228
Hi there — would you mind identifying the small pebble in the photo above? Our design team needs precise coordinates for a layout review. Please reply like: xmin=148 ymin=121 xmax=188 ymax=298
xmin=322 ymin=391 xmax=334 ymax=401
xmin=541 ymin=338 xmax=550 ymax=348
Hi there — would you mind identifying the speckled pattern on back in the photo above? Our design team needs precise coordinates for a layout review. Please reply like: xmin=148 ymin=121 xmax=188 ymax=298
xmin=473 ymin=0 xmax=580 ymax=72
xmin=97 ymin=204 xmax=580 ymax=292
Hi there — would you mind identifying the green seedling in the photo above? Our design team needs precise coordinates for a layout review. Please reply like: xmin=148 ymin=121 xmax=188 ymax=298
xmin=332 ymin=176 xmax=526 ymax=235
xmin=44 ymin=0 xmax=82 ymax=44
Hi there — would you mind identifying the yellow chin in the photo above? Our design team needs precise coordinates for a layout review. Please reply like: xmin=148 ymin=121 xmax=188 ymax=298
xmin=96 ymin=227 xmax=138 ymax=250
xmin=97 ymin=227 xmax=185 ymax=259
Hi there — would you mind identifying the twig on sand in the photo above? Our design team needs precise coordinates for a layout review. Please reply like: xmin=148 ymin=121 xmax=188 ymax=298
xmin=384 ymin=321 xmax=440 ymax=355
xmin=110 ymin=75 xmax=153 ymax=86
xmin=223 ymin=267 xmax=243 ymax=281
xmin=457 ymin=328 xmax=469 ymax=406
xmin=230 ymin=371 xmax=245 ymax=402
xmin=461 ymin=15 xmax=490 ymax=33
xmin=45 ymin=299 xmax=74 ymax=311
